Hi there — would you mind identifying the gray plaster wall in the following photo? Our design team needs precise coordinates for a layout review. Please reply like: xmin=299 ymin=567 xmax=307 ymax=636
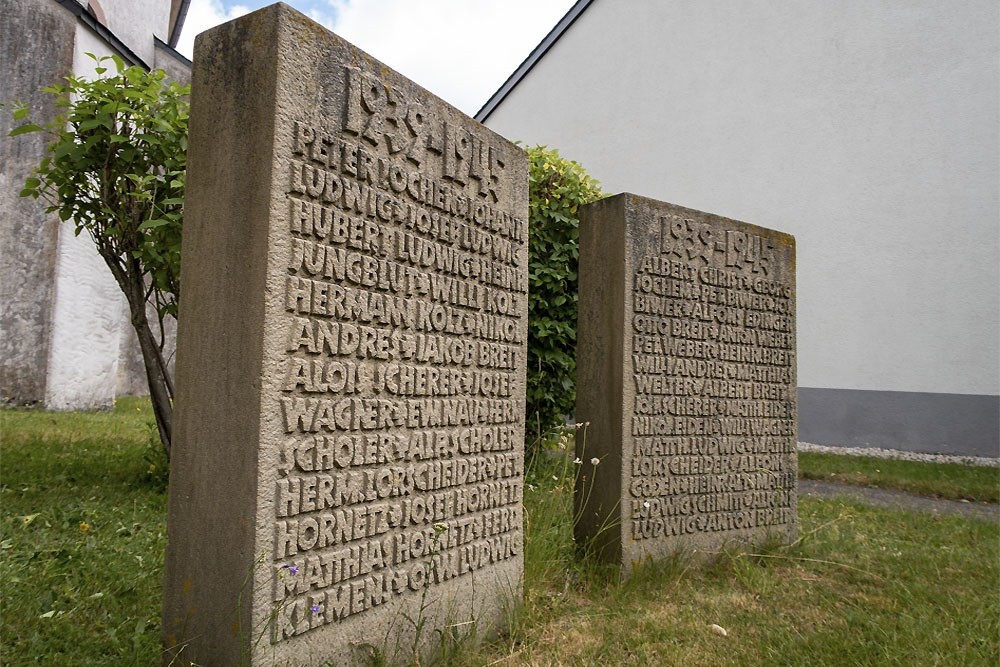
xmin=154 ymin=41 xmax=192 ymax=85
xmin=482 ymin=0 xmax=1000 ymax=456
xmin=0 ymin=0 xmax=76 ymax=404
xmin=1 ymin=0 xmax=188 ymax=408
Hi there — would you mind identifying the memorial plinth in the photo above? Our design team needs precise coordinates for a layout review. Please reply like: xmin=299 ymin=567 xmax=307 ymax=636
xmin=575 ymin=193 xmax=797 ymax=574
xmin=163 ymin=5 xmax=528 ymax=665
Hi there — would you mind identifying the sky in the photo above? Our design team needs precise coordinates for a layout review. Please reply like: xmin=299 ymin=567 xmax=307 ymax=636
xmin=176 ymin=0 xmax=578 ymax=116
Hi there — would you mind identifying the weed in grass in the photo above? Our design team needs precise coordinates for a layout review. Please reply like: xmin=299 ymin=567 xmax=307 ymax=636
xmin=356 ymin=521 xmax=487 ymax=667
xmin=455 ymin=430 xmax=999 ymax=667
xmin=140 ymin=422 xmax=170 ymax=491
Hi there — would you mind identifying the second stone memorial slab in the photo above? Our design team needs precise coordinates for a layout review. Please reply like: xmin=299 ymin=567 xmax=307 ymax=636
xmin=575 ymin=193 xmax=797 ymax=574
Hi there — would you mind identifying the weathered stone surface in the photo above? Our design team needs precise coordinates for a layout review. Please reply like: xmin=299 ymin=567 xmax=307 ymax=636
xmin=0 ymin=0 xmax=75 ymax=404
xmin=2 ymin=0 xmax=184 ymax=409
xmin=162 ymin=5 xmax=528 ymax=666
xmin=575 ymin=193 xmax=796 ymax=574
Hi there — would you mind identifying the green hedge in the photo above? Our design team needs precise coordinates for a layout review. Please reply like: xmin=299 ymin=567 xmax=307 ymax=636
xmin=524 ymin=146 xmax=604 ymax=450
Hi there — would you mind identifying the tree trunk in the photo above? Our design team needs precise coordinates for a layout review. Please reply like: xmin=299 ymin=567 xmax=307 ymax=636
xmin=121 ymin=265 xmax=174 ymax=459
xmin=95 ymin=242 xmax=174 ymax=459
xmin=133 ymin=305 xmax=173 ymax=458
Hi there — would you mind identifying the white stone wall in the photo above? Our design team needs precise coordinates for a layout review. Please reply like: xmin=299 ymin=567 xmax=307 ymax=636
xmin=484 ymin=0 xmax=999 ymax=399
xmin=44 ymin=27 xmax=130 ymax=410
xmin=36 ymin=1 xmax=181 ymax=410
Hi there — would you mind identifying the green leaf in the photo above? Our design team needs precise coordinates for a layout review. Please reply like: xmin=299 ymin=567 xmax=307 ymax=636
xmin=138 ymin=218 xmax=170 ymax=230
xmin=8 ymin=123 xmax=44 ymax=137
xmin=52 ymin=142 xmax=76 ymax=159
xmin=21 ymin=176 xmax=41 ymax=192
xmin=77 ymin=118 xmax=104 ymax=131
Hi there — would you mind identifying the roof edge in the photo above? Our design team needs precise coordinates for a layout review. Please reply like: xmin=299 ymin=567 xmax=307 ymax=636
xmin=168 ymin=0 xmax=192 ymax=49
xmin=474 ymin=0 xmax=597 ymax=123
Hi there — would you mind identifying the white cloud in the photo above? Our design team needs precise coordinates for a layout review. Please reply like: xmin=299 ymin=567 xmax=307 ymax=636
xmin=176 ymin=0 xmax=577 ymax=114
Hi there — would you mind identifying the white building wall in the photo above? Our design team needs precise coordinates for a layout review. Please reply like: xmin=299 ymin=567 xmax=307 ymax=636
xmin=97 ymin=0 xmax=171 ymax=64
xmin=18 ymin=0 xmax=186 ymax=410
xmin=483 ymin=0 xmax=999 ymax=455
xmin=44 ymin=26 xmax=130 ymax=410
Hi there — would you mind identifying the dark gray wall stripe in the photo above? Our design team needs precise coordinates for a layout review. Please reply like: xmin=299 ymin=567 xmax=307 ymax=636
xmin=799 ymin=387 xmax=999 ymax=458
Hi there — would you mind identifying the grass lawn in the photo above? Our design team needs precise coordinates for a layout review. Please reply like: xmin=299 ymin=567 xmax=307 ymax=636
xmin=1 ymin=402 xmax=997 ymax=666
xmin=799 ymin=451 xmax=1000 ymax=503
xmin=1 ymin=398 xmax=166 ymax=666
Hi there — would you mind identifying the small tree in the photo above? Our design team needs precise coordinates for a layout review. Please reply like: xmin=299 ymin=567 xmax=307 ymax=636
xmin=525 ymin=146 xmax=604 ymax=452
xmin=11 ymin=54 xmax=188 ymax=458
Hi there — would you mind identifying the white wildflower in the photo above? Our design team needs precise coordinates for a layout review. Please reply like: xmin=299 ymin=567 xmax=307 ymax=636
xmin=573 ymin=458 xmax=583 ymax=465
xmin=590 ymin=457 xmax=600 ymax=466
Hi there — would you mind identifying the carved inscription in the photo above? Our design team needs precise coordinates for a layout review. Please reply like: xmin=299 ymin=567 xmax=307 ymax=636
xmin=628 ymin=213 xmax=795 ymax=544
xmin=272 ymin=68 xmax=526 ymax=640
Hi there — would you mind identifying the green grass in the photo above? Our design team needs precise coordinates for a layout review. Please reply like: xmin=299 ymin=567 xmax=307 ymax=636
xmin=799 ymin=451 xmax=1000 ymax=503
xmin=0 ymin=398 xmax=166 ymax=666
xmin=2 ymin=405 xmax=998 ymax=666
xmin=446 ymin=446 xmax=999 ymax=667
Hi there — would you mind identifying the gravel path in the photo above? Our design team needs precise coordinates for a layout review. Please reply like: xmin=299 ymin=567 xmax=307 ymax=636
xmin=799 ymin=442 xmax=999 ymax=468
xmin=797 ymin=442 xmax=999 ymax=522
xmin=798 ymin=479 xmax=999 ymax=524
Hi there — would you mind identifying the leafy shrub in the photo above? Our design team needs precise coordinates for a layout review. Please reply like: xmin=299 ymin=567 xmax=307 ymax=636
xmin=524 ymin=146 xmax=604 ymax=450
xmin=12 ymin=54 xmax=187 ymax=457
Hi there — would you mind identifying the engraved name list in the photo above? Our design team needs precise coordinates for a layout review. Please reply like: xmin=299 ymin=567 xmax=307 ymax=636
xmin=574 ymin=194 xmax=797 ymax=573
xmin=628 ymin=213 xmax=796 ymax=545
xmin=272 ymin=67 xmax=527 ymax=640
xmin=164 ymin=8 xmax=529 ymax=665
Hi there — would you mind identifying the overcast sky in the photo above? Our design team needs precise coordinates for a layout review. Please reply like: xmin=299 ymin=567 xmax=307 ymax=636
xmin=176 ymin=0 xmax=578 ymax=115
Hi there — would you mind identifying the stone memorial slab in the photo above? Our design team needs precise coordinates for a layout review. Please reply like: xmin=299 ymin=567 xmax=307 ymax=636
xmin=162 ymin=5 xmax=528 ymax=665
xmin=575 ymin=193 xmax=796 ymax=574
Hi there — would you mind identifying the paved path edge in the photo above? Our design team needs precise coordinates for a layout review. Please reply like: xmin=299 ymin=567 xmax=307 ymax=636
xmin=798 ymin=479 xmax=1000 ymax=524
